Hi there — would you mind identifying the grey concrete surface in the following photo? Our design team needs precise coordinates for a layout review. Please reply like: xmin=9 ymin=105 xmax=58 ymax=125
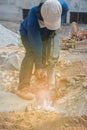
xmin=0 ymin=91 xmax=34 ymax=112
xmin=0 ymin=24 xmax=18 ymax=46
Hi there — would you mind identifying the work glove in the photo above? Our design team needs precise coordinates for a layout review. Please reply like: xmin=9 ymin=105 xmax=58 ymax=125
xmin=35 ymin=69 xmax=47 ymax=80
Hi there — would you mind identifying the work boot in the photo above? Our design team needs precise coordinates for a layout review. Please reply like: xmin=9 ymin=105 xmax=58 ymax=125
xmin=16 ymin=87 xmax=35 ymax=100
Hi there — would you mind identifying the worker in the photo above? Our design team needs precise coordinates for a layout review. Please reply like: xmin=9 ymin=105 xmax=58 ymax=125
xmin=17 ymin=0 xmax=69 ymax=100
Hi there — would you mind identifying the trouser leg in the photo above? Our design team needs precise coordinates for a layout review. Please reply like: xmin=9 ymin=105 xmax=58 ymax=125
xmin=18 ymin=35 xmax=34 ymax=90
xmin=42 ymin=38 xmax=51 ymax=68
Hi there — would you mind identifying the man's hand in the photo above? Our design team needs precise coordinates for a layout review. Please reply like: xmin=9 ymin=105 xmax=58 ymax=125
xmin=35 ymin=69 xmax=47 ymax=80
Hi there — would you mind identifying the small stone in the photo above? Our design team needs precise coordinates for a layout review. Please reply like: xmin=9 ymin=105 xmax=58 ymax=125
xmin=66 ymin=77 xmax=76 ymax=86
xmin=82 ymin=81 xmax=87 ymax=88
xmin=77 ymin=74 xmax=86 ymax=77
xmin=7 ymin=53 xmax=21 ymax=70
xmin=69 ymin=79 xmax=76 ymax=86
xmin=0 ymin=53 xmax=8 ymax=64
xmin=56 ymin=72 xmax=61 ymax=78
xmin=74 ymin=76 xmax=80 ymax=81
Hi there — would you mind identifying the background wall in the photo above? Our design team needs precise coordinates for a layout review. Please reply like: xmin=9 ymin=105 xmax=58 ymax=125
xmin=0 ymin=0 xmax=22 ymax=21
xmin=66 ymin=0 xmax=87 ymax=23
xmin=0 ymin=0 xmax=87 ymax=23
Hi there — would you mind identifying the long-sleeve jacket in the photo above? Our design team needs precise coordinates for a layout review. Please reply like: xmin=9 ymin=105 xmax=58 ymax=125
xmin=19 ymin=0 xmax=69 ymax=69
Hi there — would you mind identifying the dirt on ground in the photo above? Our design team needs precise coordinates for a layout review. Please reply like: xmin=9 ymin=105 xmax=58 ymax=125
xmin=0 ymin=111 xmax=87 ymax=130
xmin=0 ymin=22 xmax=87 ymax=130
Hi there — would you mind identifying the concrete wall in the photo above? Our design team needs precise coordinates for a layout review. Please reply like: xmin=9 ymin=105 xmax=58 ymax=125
xmin=67 ymin=0 xmax=87 ymax=12
xmin=66 ymin=0 xmax=87 ymax=23
xmin=0 ymin=0 xmax=41 ymax=21
xmin=15 ymin=0 xmax=41 ymax=9
xmin=0 ymin=0 xmax=87 ymax=22
xmin=0 ymin=0 xmax=22 ymax=21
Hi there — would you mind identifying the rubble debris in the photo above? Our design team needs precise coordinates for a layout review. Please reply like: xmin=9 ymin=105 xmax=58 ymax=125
xmin=0 ymin=46 xmax=24 ymax=70
xmin=7 ymin=52 xmax=21 ymax=70
xmin=55 ymin=88 xmax=87 ymax=116
xmin=61 ymin=22 xmax=87 ymax=50
xmin=82 ymin=80 xmax=87 ymax=88
xmin=61 ymin=37 xmax=77 ymax=49
xmin=0 ymin=112 xmax=87 ymax=130
xmin=69 ymin=22 xmax=87 ymax=41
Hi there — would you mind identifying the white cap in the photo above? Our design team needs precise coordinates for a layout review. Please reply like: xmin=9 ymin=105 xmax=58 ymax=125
xmin=41 ymin=0 xmax=62 ymax=30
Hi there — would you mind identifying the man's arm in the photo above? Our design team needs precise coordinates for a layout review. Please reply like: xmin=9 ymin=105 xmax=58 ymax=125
xmin=28 ymin=26 xmax=43 ymax=69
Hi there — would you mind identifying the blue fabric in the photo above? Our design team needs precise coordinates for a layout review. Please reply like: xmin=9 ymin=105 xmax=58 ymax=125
xmin=58 ymin=0 xmax=69 ymax=22
xmin=19 ymin=0 xmax=69 ymax=68
xmin=20 ymin=6 xmax=43 ymax=68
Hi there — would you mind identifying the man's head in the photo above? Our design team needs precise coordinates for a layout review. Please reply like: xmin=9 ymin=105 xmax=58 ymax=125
xmin=41 ymin=0 xmax=62 ymax=30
